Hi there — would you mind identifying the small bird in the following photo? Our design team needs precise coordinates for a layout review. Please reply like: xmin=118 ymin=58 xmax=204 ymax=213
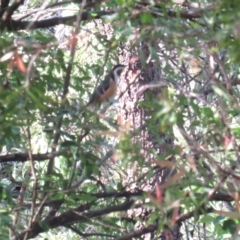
xmin=87 ymin=64 xmax=126 ymax=106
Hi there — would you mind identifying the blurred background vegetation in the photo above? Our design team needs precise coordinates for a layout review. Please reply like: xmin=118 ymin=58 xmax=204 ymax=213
xmin=1 ymin=0 xmax=240 ymax=239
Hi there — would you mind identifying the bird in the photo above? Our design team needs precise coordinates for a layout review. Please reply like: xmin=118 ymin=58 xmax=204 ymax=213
xmin=87 ymin=64 xmax=126 ymax=106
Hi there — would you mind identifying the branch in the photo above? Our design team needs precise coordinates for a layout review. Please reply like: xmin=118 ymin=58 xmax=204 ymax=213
xmin=136 ymin=2 xmax=204 ymax=20
xmin=47 ymin=0 xmax=102 ymax=9
xmin=114 ymin=224 xmax=157 ymax=240
xmin=47 ymin=0 xmax=106 ymax=9
xmin=13 ymin=188 xmax=236 ymax=239
xmin=0 ymin=151 xmax=67 ymax=163
xmin=4 ymin=5 xmax=204 ymax=32
xmin=210 ymin=192 xmax=234 ymax=202
xmin=202 ymin=78 xmax=240 ymax=96
xmin=66 ymin=225 xmax=117 ymax=238
xmin=114 ymin=206 xmax=211 ymax=240
xmin=4 ymin=11 xmax=114 ymax=31
xmin=84 ymin=189 xmax=144 ymax=199
xmin=167 ymin=9 xmax=203 ymax=20
xmin=16 ymin=199 xmax=134 ymax=240
xmin=15 ymin=0 xmax=105 ymax=21
xmin=20 ymin=189 xmax=233 ymax=211
xmin=14 ymin=199 xmax=92 ymax=213
xmin=1 ymin=0 xmax=24 ymax=22
xmin=14 ymin=190 xmax=144 ymax=211
xmin=43 ymin=1 xmax=87 ymax=211
xmin=0 ymin=0 xmax=10 ymax=18
xmin=176 ymin=207 xmax=214 ymax=224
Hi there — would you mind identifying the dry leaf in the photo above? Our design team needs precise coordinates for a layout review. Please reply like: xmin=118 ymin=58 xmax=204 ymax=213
xmin=234 ymin=192 xmax=240 ymax=213
xmin=117 ymin=115 xmax=123 ymax=127
xmin=171 ymin=205 xmax=180 ymax=225
xmin=14 ymin=51 xmax=27 ymax=74
xmin=155 ymin=183 xmax=163 ymax=203
xmin=66 ymin=32 xmax=78 ymax=47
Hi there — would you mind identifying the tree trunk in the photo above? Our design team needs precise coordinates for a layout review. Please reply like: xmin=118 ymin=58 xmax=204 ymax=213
xmin=118 ymin=42 xmax=181 ymax=239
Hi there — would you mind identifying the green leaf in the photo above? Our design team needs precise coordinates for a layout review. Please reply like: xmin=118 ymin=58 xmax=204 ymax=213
xmin=222 ymin=219 xmax=237 ymax=234
xmin=69 ymin=194 xmax=97 ymax=201
xmin=200 ymin=215 xmax=215 ymax=224
xmin=140 ymin=13 xmax=154 ymax=24
xmin=61 ymin=141 xmax=77 ymax=147
xmin=147 ymin=212 xmax=159 ymax=225
xmin=90 ymin=12 xmax=98 ymax=17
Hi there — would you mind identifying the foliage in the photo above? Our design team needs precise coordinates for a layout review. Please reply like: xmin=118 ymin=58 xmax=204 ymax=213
xmin=0 ymin=0 xmax=240 ymax=239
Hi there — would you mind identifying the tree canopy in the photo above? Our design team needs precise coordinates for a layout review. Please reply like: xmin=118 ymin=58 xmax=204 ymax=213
xmin=1 ymin=0 xmax=240 ymax=239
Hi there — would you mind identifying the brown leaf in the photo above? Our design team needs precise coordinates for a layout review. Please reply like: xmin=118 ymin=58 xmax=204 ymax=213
xmin=171 ymin=205 xmax=180 ymax=225
xmin=224 ymin=132 xmax=234 ymax=149
xmin=14 ymin=51 xmax=27 ymax=74
xmin=155 ymin=183 xmax=163 ymax=203
xmin=234 ymin=192 xmax=240 ymax=212
xmin=117 ymin=115 xmax=123 ymax=127
xmin=66 ymin=32 xmax=78 ymax=48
